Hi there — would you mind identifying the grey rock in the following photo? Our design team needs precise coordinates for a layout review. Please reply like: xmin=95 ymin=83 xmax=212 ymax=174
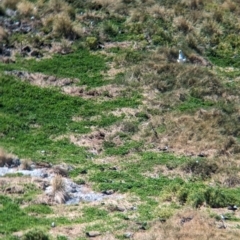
xmin=124 ymin=232 xmax=133 ymax=238
xmin=102 ymin=189 xmax=114 ymax=195
xmin=30 ymin=50 xmax=43 ymax=58
xmin=22 ymin=46 xmax=31 ymax=53
xmin=86 ymin=231 xmax=101 ymax=237
xmin=5 ymin=9 xmax=17 ymax=17
xmin=115 ymin=205 xmax=125 ymax=212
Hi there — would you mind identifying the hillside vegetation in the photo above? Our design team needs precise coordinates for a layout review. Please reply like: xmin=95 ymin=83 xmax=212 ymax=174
xmin=1 ymin=0 xmax=240 ymax=239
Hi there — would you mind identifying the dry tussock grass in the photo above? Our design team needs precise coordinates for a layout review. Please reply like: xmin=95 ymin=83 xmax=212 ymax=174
xmin=53 ymin=13 xmax=74 ymax=38
xmin=48 ymin=0 xmax=69 ymax=13
xmin=133 ymin=208 xmax=240 ymax=240
xmin=128 ymin=9 xmax=147 ymax=23
xmin=202 ymin=19 xmax=223 ymax=36
xmin=41 ymin=13 xmax=55 ymax=29
xmin=0 ymin=26 xmax=8 ymax=42
xmin=0 ymin=148 xmax=16 ymax=167
xmin=142 ymin=109 xmax=225 ymax=157
xmin=49 ymin=175 xmax=69 ymax=204
xmin=147 ymin=5 xmax=173 ymax=20
xmin=92 ymin=0 xmax=113 ymax=8
xmin=173 ymin=16 xmax=193 ymax=33
xmin=2 ymin=0 xmax=18 ymax=9
xmin=181 ymin=0 xmax=204 ymax=10
xmin=17 ymin=0 xmax=36 ymax=17
xmin=19 ymin=159 xmax=32 ymax=170
xmin=222 ymin=0 xmax=237 ymax=12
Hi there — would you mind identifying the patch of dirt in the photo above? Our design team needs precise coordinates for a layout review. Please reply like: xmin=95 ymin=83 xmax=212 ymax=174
xmin=69 ymin=131 xmax=106 ymax=154
xmin=5 ymin=70 xmax=125 ymax=100
xmin=0 ymin=176 xmax=32 ymax=194
xmin=110 ymin=107 xmax=140 ymax=118
xmin=104 ymin=41 xmax=133 ymax=49
xmin=5 ymin=70 xmax=77 ymax=88
xmin=64 ymin=84 xmax=124 ymax=99
xmin=132 ymin=208 xmax=240 ymax=240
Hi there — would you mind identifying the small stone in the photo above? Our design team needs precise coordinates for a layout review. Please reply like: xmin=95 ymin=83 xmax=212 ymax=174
xmin=124 ymin=232 xmax=133 ymax=238
xmin=115 ymin=205 xmax=125 ymax=212
xmin=130 ymin=206 xmax=137 ymax=211
xmin=22 ymin=46 xmax=31 ymax=53
xmin=102 ymin=189 xmax=114 ymax=195
xmin=51 ymin=222 xmax=55 ymax=228
xmin=86 ymin=231 xmax=101 ymax=237
xmin=30 ymin=50 xmax=43 ymax=58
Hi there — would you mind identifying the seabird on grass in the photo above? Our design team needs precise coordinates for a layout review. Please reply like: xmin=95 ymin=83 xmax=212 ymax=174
xmin=177 ymin=50 xmax=186 ymax=63
xmin=228 ymin=205 xmax=238 ymax=212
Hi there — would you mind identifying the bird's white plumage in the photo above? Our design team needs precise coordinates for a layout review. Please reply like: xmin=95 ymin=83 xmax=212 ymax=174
xmin=177 ymin=50 xmax=186 ymax=63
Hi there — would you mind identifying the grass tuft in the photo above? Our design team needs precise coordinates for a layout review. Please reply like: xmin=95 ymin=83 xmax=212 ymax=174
xmin=49 ymin=175 xmax=69 ymax=204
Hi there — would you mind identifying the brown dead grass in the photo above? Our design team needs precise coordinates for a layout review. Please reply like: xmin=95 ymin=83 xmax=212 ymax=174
xmin=0 ymin=148 xmax=17 ymax=167
xmin=2 ymin=0 xmax=18 ymax=9
xmin=0 ymin=26 xmax=8 ymax=42
xmin=133 ymin=208 xmax=240 ymax=240
xmin=0 ymin=176 xmax=32 ymax=194
xmin=48 ymin=175 xmax=69 ymax=204
xmin=17 ymin=0 xmax=36 ymax=17
xmin=141 ymin=109 xmax=226 ymax=158
xmin=67 ymin=131 xmax=106 ymax=153
xmin=53 ymin=12 xmax=74 ymax=38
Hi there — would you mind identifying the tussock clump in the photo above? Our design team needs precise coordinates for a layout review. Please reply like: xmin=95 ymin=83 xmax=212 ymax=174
xmin=0 ymin=26 xmax=8 ymax=42
xmin=2 ymin=0 xmax=18 ymax=9
xmin=147 ymin=5 xmax=173 ymax=20
xmin=133 ymin=209 xmax=240 ymax=240
xmin=173 ymin=16 xmax=193 ymax=33
xmin=222 ymin=0 xmax=237 ymax=12
xmin=181 ymin=159 xmax=218 ymax=179
xmin=48 ymin=0 xmax=70 ymax=13
xmin=23 ymin=228 xmax=50 ymax=240
xmin=181 ymin=0 xmax=204 ymax=10
xmin=53 ymin=13 xmax=76 ymax=39
xmin=48 ymin=175 xmax=69 ymax=204
xmin=201 ymin=19 xmax=223 ymax=36
xmin=19 ymin=159 xmax=32 ymax=170
xmin=223 ymin=174 xmax=240 ymax=188
xmin=0 ymin=148 xmax=18 ymax=167
xmin=17 ymin=0 xmax=36 ymax=17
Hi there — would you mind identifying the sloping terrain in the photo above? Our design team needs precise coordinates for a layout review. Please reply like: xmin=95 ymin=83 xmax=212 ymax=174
xmin=1 ymin=0 xmax=240 ymax=239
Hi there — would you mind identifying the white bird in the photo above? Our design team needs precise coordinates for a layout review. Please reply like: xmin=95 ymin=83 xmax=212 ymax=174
xmin=177 ymin=50 xmax=186 ymax=63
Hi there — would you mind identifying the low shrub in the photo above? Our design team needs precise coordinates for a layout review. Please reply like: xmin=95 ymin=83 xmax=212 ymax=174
xmin=178 ymin=184 xmax=237 ymax=208
xmin=181 ymin=159 xmax=218 ymax=179
xmin=22 ymin=228 xmax=49 ymax=240
xmin=86 ymin=37 xmax=98 ymax=50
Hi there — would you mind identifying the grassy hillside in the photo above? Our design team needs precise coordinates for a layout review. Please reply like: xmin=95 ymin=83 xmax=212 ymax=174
xmin=1 ymin=0 xmax=240 ymax=239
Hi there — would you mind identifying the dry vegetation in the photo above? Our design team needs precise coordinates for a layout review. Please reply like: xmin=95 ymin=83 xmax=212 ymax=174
xmin=1 ymin=0 xmax=240 ymax=239
xmin=48 ymin=175 xmax=69 ymax=204
xmin=133 ymin=208 xmax=240 ymax=240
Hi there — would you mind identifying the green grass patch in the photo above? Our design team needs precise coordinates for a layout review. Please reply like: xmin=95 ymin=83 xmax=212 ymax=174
xmin=82 ymin=206 xmax=108 ymax=222
xmin=24 ymin=204 xmax=53 ymax=215
xmin=0 ymin=49 xmax=108 ymax=87
xmin=104 ymin=141 xmax=143 ymax=156
xmin=0 ymin=195 xmax=52 ymax=234
xmin=0 ymin=76 xmax=140 ymax=162
xmin=177 ymin=97 xmax=214 ymax=112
